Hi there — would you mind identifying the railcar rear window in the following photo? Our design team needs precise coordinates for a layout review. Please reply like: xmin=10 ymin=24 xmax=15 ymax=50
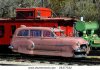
xmin=0 ymin=26 xmax=4 ymax=38
xmin=43 ymin=30 xmax=54 ymax=37
xmin=30 ymin=30 xmax=41 ymax=37
xmin=17 ymin=30 xmax=29 ymax=36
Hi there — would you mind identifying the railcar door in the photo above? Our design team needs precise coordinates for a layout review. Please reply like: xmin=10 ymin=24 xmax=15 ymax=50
xmin=40 ymin=30 xmax=62 ymax=56
xmin=13 ymin=29 xmax=31 ymax=54
xmin=15 ymin=29 xmax=43 ymax=54
xmin=0 ymin=25 xmax=5 ymax=45
xmin=29 ymin=29 xmax=43 ymax=50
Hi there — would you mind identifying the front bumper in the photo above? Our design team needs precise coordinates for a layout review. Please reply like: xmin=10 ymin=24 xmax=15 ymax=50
xmin=74 ymin=46 xmax=90 ymax=58
xmin=74 ymin=51 xmax=87 ymax=58
xmin=8 ymin=45 xmax=13 ymax=49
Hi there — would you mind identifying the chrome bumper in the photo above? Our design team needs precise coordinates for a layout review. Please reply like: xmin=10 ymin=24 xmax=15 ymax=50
xmin=8 ymin=46 xmax=13 ymax=49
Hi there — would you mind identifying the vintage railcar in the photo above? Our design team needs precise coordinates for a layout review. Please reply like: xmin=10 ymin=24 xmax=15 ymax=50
xmin=9 ymin=25 xmax=90 ymax=57
xmin=0 ymin=7 xmax=76 ymax=53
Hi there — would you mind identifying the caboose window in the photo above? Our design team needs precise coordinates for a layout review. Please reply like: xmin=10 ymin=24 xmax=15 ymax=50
xmin=30 ymin=30 xmax=41 ymax=37
xmin=16 ymin=11 xmax=33 ymax=18
xmin=0 ymin=26 xmax=4 ymax=38
xmin=37 ymin=11 xmax=40 ymax=17
xmin=17 ymin=30 xmax=29 ymax=36
xmin=17 ymin=12 xmax=25 ymax=18
xmin=11 ymin=25 xmax=16 ymax=35
xmin=28 ymin=11 xmax=33 ymax=16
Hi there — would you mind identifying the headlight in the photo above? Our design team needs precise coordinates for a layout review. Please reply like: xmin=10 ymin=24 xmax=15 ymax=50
xmin=75 ymin=48 xmax=81 ymax=52
xmin=80 ymin=45 xmax=87 ymax=49
xmin=9 ymin=45 xmax=13 ymax=49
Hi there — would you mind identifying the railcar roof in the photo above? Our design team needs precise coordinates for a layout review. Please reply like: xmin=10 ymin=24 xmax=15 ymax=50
xmin=18 ymin=25 xmax=63 ymax=32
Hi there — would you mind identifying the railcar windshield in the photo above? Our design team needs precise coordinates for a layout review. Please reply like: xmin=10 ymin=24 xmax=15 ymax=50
xmin=54 ymin=31 xmax=66 ymax=37
xmin=52 ymin=28 xmax=66 ymax=37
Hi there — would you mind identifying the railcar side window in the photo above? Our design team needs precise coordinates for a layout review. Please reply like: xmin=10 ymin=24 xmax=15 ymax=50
xmin=11 ymin=25 xmax=16 ymax=34
xmin=16 ymin=12 xmax=25 ymax=18
xmin=28 ymin=11 xmax=33 ymax=16
xmin=0 ymin=26 xmax=4 ymax=38
xmin=30 ymin=30 xmax=41 ymax=37
xmin=16 ymin=11 xmax=33 ymax=18
xmin=17 ymin=30 xmax=29 ymax=36
xmin=43 ymin=30 xmax=54 ymax=37
xmin=37 ymin=11 xmax=40 ymax=17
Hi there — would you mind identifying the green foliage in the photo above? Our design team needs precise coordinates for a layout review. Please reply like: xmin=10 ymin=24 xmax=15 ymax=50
xmin=75 ymin=1 xmax=99 ymax=21
xmin=49 ymin=0 xmax=100 ymax=21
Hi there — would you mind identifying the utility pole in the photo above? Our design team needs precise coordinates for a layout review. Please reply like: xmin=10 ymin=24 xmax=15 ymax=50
xmin=41 ymin=0 xmax=44 ymax=7
xmin=31 ymin=0 xmax=32 ymax=7
xmin=73 ymin=0 xmax=76 ymax=16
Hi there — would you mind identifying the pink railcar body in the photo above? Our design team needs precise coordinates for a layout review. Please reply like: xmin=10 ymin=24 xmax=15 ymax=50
xmin=9 ymin=25 xmax=90 ymax=58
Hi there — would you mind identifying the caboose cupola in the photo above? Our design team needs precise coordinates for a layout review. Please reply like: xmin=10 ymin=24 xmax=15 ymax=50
xmin=16 ymin=7 xmax=52 ymax=19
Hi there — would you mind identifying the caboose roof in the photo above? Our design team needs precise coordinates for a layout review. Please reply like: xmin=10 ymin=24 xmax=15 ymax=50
xmin=16 ymin=7 xmax=52 ymax=12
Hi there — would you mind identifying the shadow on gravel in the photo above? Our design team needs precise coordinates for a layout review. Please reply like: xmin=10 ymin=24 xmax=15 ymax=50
xmin=88 ymin=50 xmax=100 ymax=56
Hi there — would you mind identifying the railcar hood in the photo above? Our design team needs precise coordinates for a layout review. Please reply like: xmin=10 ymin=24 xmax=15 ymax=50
xmin=57 ymin=37 xmax=88 ymax=50
xmin=58 ymin=37 xmax=88 ymax=45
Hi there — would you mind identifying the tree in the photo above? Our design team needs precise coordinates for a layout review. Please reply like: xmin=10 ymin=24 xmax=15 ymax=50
xmin=0 ymin=0 xmax=100 ymax=21
xmin=49 ymin=0 xmax=67 ymax=17
xmin=74 ymin=0 xmax=99 ymax=21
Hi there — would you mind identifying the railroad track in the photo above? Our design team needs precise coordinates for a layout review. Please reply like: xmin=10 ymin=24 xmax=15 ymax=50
xmin=0 ymin=53 xmax=100 ymax=66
